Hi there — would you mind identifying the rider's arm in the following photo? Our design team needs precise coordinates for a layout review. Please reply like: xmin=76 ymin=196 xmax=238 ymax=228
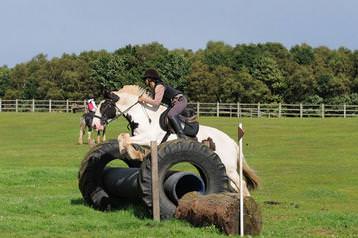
xmin=142 ymin=85 xmax=165 ymax=106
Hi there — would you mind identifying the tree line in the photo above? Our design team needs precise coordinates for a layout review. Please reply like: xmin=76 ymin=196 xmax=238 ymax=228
xmin=1 ymin=41 xmax=358 ymax=104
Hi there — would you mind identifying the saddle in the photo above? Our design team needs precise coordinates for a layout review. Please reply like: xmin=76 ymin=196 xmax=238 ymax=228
xmin=159 ymin=107 xmax=199 ymax=140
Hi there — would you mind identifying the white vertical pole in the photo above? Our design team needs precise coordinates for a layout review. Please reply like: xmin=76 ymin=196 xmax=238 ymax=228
xmin=278 ymin=103 xmax=281 ymax=118
xmin=238 ymin=123 xmax=244 ymax=237
xmin=15 ymin=99 xmax=18 ymax=112
xmin=257 ymin=102 xmax=260 ymax=118
xmin=237 ymin=102 xmax=240 ymax=118
xmin=217 ymin=102 xmax=219 ymax=117
xmin=321 ymin=104 xmax=325 ymax=118
xmin=0 ymin=98 xmax=2 ymax=112
xmin=66 ymin=99 xmax=69 ymax=113
xmin=32 ymin=99 xmax=35 ymax=112
xmin=197 ymin=102 xmax=200 ymax=118
xmin=49 ymin=99 xmax=52 ymax=112
xmin=343 ymin=104 xmax=346 ymax=118
xmin=300 ymin=103 xmax=303 ymax=118
xmin=151 ymin=141 xmax=160 ymax=221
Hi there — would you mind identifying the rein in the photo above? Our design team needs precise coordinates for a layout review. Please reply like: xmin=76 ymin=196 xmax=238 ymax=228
xmin=94 ymin=100 xmax=152 ymax=126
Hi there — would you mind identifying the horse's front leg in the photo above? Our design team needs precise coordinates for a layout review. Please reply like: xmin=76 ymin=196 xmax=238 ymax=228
xmin=86 ymin=128 xmax=95 ymax=146
xmin=78 ymin=119 xmax=86 ymax=145
xmin=96 ymin=130 xmax=101 ymax=144
xmin=102 ymin=127 xmax=106 ymax=142
xmin=78 ymin=128 xmax=84 ymax=145
xmin=118 ymin=133 xmax=152 ymax=161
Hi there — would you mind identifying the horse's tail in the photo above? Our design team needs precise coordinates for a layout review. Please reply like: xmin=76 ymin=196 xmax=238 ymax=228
xmin=236 ymin=144 xmax=260 ymax=191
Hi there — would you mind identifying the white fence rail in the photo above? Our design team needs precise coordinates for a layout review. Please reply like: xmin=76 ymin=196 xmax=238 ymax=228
xmin=187 ymin=102 xmax=358 ymax=118
xmin=0 ymin=99 xmax=357 ymax=118
xmin=0 ymin=99 xmax=85 ymax=113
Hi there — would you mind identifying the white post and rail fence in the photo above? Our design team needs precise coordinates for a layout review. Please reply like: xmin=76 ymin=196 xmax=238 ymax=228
xmin=0 ymin=99 xmax=357 ymax=118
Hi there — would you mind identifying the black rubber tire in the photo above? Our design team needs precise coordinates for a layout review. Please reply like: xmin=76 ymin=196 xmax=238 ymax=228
xmin=78 ymin=139 xmax=141 ymax=210
xmin=139 ymin=139 xmax=230 ymax=220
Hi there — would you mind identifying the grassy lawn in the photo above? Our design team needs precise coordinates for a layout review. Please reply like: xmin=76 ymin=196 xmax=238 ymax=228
xmin=0 ymin=112 xmax=357 ymax=237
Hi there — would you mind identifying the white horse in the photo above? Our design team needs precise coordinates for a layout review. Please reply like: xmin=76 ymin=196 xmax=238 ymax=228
xmin=92 ymin=85 xmax=259 ymax=196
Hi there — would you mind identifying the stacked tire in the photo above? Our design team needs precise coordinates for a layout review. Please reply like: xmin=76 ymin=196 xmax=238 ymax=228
xmin=78 ymin=139 xmax=230 ymax=219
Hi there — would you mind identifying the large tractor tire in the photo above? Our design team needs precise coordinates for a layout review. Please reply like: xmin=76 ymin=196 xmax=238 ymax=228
xmin=78 ymin=139 xmax=141 ymax=210
xmin=139 ymin=139 xmax=230 ymax=220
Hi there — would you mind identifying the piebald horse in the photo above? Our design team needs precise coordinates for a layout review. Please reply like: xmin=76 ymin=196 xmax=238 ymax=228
xmin=78 ymin=112 xmax=107 ymax=145
xmin=92 ymin=85 xmax=260 ymax=196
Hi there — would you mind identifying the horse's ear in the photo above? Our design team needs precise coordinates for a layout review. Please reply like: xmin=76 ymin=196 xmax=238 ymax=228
xmin=110 ymin=93 xmax=120 ymax=102
xmin=103 ymin=90 xmax=111 ymax=99
xmin=104 ymin=91 xmax=120 ymax=102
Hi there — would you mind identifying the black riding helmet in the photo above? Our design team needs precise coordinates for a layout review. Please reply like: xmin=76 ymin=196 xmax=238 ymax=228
xmin=143 ymin=69 xmax=162 ymax=83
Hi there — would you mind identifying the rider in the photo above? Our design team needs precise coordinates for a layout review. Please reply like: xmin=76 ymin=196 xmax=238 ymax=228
xmin=138 ymin=69 xmax=188 ymax=138
xmin=86 ymin=97 xmax=97 ymax=113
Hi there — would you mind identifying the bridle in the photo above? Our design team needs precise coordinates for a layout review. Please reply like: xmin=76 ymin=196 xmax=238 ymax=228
xmin=94 ymin=100 xmax=151 ymax=126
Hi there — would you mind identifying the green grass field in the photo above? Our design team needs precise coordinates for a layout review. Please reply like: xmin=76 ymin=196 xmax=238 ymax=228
xmin=0 ymin=112 xmax=357 ymax=237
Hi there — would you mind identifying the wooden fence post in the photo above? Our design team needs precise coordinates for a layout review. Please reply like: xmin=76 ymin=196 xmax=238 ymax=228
xmin=278 ymin=103 xmax=281 ymax=118
xmin=257 ymin=103 xmax=260 ymax=118
xmin=151 ymin=141 xmax=160 ymax=221
xmin=300 ymin=104 xmax=303 ymax=118
xmin=321 ymin=104 xmax=325 ymax=118
xmin=237 ymin=102 xmax=240 ymax=118
xmin=15 ymin=99 xmax=18 ymax=112
xmin=49 ymin=99 xmax=52 ymax=112
xmin=343 ymin=104 xmax=346 ymax=118
xmin=66 ymin=99 xmax=69 ymax=113
xmin=217 ymin=102 xmax=220 ymax=117
xmin=197 ymin=102 xmax=200 ymax=118
xmin=0 ymin=98 xmax=2 ymax=112
xmin=32 ymin=99 xmax=35 ymax=112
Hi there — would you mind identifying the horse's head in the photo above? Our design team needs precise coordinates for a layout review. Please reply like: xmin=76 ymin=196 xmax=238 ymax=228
xmin=92 ymin=87 xmax=141 ymax=130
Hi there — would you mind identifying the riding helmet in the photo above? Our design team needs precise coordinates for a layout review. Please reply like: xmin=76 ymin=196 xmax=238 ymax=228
xmin=143 ymin=69 xmax=161 ymax=81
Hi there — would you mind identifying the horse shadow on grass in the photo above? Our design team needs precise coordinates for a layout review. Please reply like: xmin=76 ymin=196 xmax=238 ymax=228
xmin=70 ymin=197 xmax=149 ymax=219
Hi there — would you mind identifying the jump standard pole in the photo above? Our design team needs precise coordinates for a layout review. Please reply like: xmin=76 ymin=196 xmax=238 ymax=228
xmin=238 ymin=123 xmax=244 ymax=236
xmin=151 ymin=141 xmax=160 ymax=221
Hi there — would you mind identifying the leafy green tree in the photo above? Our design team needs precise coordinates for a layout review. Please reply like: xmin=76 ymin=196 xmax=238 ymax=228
xmin=202 ymin=41 xmax=234 ymax=69
xmin=0 ymin=66 xmax=10 ymax=97
xmin=232 ymin=44 xmax=265 ymax=71
xmin=237 ymin=68 xmax=270 ymax=103
xmin=290 ymin=44 xmax=315 ymax=65
xmin=284 ymin=66 xmax=316 ymax=103
xmin=251 ymin=56 xmax=285 ymax=101
xmin=328 ymin=47 xmax=354 ymax=77
xmin=186 ymin=61 xmax=216 ymax=102
xmin=211 ymin=66 xmax=238 ymax=102
xmin=326 ymin=74 xmax=351 ymax=98
xmin=154 ymin=53 xmax=191 ymax=92
xmin=259 ymin=42 xmax=292 ymax=78
xmin=7 ymin=63 xmax=28 ymax=99
xmin=89 ymin=53 xmax=127 ymax=91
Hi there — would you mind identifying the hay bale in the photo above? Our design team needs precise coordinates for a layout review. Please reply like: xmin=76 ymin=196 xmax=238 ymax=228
xmin=175 ymin=192 xmax=262 ymax=236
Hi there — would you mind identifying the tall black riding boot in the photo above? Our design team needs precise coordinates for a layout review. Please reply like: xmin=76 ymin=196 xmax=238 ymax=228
xmin=168 ymin=116 xmax=187 ymax=139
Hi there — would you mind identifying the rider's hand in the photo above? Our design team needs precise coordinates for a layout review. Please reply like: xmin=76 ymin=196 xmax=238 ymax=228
xmin=138 ymin=95 xmax=145 ymax=103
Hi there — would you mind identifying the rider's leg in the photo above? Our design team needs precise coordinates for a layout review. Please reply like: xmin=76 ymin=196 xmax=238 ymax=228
xmin=167 ymin=96 xmax=188 ymax=138
xmin=168 ymin=116 xmax=185 ymax=138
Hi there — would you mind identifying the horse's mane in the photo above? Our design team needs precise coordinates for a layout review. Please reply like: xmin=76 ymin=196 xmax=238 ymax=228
xmin=117 ymin=85 xmax=150 ymax=97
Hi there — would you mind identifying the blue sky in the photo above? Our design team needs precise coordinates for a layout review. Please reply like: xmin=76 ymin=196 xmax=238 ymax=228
xmin=1 ymin=0 xmax=358 ymax=67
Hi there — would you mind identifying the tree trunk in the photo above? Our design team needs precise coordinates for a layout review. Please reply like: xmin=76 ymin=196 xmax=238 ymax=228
xmin=175 ymin=192 xmax=262 ymax=236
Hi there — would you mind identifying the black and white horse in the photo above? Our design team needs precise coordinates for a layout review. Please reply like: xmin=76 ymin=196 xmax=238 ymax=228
xmin=78 ymin=111 xmax=107 ymax=145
